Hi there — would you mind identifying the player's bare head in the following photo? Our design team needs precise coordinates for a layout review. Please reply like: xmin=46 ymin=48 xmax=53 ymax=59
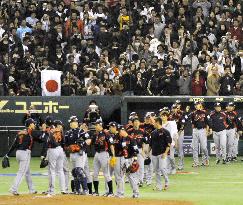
xmin=154 ymin=117 xmax=162 ymax=128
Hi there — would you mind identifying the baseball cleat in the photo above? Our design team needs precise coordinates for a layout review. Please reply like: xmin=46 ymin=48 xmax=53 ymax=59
xmin=222 ymin=159 xmax=228 ymax=164
xmin=153 ymin=186 xmax=162 ymax=191
xmin=201 ymin=160 xmax=209 ymax=167
xmin=216 ymin=159 xmax=220 ymax=164
xmin=61 ymin=191 xmax=68 ymax=195
xmin=146 ymin=182 xmax=152 ymax=186
xmin=232 ymin=157 xmax=237 ymax=162
xmin=92 ymin=192 xmax=99 ymax=196
xmin=106 ymin=192 xmax=114 ymax=197
xmin=9 ymin=190 xmax=19 ymax=196
xmin=192 ymin=163 xmax=199 ymax=167
xmin=30 ymin=191 xmax=38 ymax=194
xmin=115 ymin=194 xmax=124 ymax=198
xmin=163 ymin=185 xmax=169 ymax=191
xmin=132 ymin=194 xmax=139 ymax=198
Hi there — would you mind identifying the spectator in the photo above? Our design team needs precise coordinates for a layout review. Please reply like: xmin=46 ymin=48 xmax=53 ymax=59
xmin=219 ymin=67 xmax=235 ymax=96
xmin=206 ymin=67 xmax=220 ymax=96
xmin=158 ymin=66 xmax=179 ymax=95
xmin=177 ymin=69 xmax=191 ymax=95
xmin=191 ymin=70 xmax=206 ymax=96
xmin=87 ymin=79 xmax=101 ymax=95
xmin=16 ymin=20 xmax=32 ymax=40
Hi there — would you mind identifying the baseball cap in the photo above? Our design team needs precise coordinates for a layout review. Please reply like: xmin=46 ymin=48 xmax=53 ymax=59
xmin=45 ymin=116 xmax=54 ymax=127
xmin=25 ymin=118 xmax=35 ymax=127
xmin=194 ymin=101 xmax=203 ymax=105
xmin=145 ymin=112 xmax=151 ymax=118
xmin=175 ymin=100 xmax=181 ymax=105
xmin=68 ymin=116 xmax=78 ymax=123
xmin=108 ymin=121 xmax=118 ymax=127
xmin=214 ymin=102 xmax=221 ymax=107
xmin=159 ymin=107 xmax=170 ymax=113
xmin=118 ymin=125 xmax=126 ymax=131
xmin=129 ymin=112 xmax=137 ymax=116
xmin=227 ymin=102 xmax=235 ymax=107
xmin=171 ymin=104 xmax=177 ymax=109
xmin=54 ymin=120 xmax=63 ymax=126
xmin=94 ymin=119 xmax=103 ymax=126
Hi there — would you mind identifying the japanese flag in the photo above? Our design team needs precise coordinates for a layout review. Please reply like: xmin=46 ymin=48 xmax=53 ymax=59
xmin=41 ymin=70 xmax=62 ymax=96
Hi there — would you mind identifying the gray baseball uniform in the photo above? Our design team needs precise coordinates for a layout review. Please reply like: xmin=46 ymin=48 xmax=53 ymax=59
xmin=191 ymin=109 xmax=210 ymax=166
xmin=46 ymin=146 xmax=65 ymax=193
xmin=226 ymin=128 xmax=236 ymax=159
xmin=63 ymin=151 xmax=69 ymax=192
xmin=177 ymin=130 xmax=184 ymax=169
xmin=7 ymin=129 xmax=36 ymax=194
xmin=43 ymin=128 xmax=66 ymax=194
xmin=210 ymin=110 xmax=228 ymax=161
xmin=92 ymin=129 xmax=113 ymax=195
xmin=213 ymin=130 xmax=227 ymax=160
xmin=11 ymin=150 xmax=35 ymax=193
xmin=152 ymin=155 xmax=169 ymax=190
xmin=162 ymin=121 xmax=177 ymax=174
xmin=192 ymin=128 xmax=209 ymax=165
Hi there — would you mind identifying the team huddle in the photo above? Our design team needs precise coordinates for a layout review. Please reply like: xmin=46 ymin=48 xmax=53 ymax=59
xmin=3 ymin=100 xmax=243 ymax=198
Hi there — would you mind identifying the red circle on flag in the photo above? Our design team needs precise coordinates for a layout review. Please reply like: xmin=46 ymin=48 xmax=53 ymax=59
xmin=46 ymin=80 xmax=58 ymax=92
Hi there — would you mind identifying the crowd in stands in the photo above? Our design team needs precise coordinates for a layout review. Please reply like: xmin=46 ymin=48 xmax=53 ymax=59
xmin=0 ymin=0 xmax=242 ymax=96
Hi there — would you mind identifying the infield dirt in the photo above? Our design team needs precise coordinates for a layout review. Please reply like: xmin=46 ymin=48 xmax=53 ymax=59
xmin=0 ymin=195 xmax=194 ymax=205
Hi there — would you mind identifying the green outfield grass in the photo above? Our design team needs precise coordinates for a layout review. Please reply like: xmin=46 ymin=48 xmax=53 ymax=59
xmin=0 ymin=157 xmax=243 ymax=205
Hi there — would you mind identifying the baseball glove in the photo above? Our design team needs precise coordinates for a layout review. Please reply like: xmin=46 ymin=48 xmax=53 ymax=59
xmin=2 ymin=156 xmax=10 ymax=169
xmin=144 ymin=157 xmax=151 ymax=165
xmin=109 ymin=157 xmax=117 ymax=168
xmin=40 ymin=158 xmax=49 ymax=168
xmin=69 ymin=144 xmax=81 ymax=153
xmin=127 ymin=160 xmax=139 ymax=173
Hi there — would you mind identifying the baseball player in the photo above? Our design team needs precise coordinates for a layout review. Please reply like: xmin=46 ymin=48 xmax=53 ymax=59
xmin=127 ymin=118 xmax=147 ymax=187
xmin=170 ymin=102 xmax=187 ymax=170
xmin=142 ymin=112 xmax=155 ymax=186
xmin=65 ymin=116 xmax=90 ymax=195
xmin=41 ymin=120 xmax=66 ymax=195
xmin=160 ymin=107 xmax=177 ymax=175
xmin=54 ymin=120 xmax=70 ymax=193
xmin=149 ymin=117 xmax=172 ymax=191
xmin=190 ymin=101 xmax=210 ymax=167
xmin=125 ymin=112 xmax=139 ymax=130
xmin=210 ymin=103 xmax=229 ymax=164
xmin=225 ymin=103 xmax=242 ymax=162
xmin=79 ymin=122 xmax=93 ymax=195
xmin=108 ymin=122 xmax=125 ymax=197
xmin=119 ymin=125 xmax=140 ymax=198
xmin=86 ymin=120 xmax=114 ymax=197
xmin=6 ymin=118 xmax=37 ymax=195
